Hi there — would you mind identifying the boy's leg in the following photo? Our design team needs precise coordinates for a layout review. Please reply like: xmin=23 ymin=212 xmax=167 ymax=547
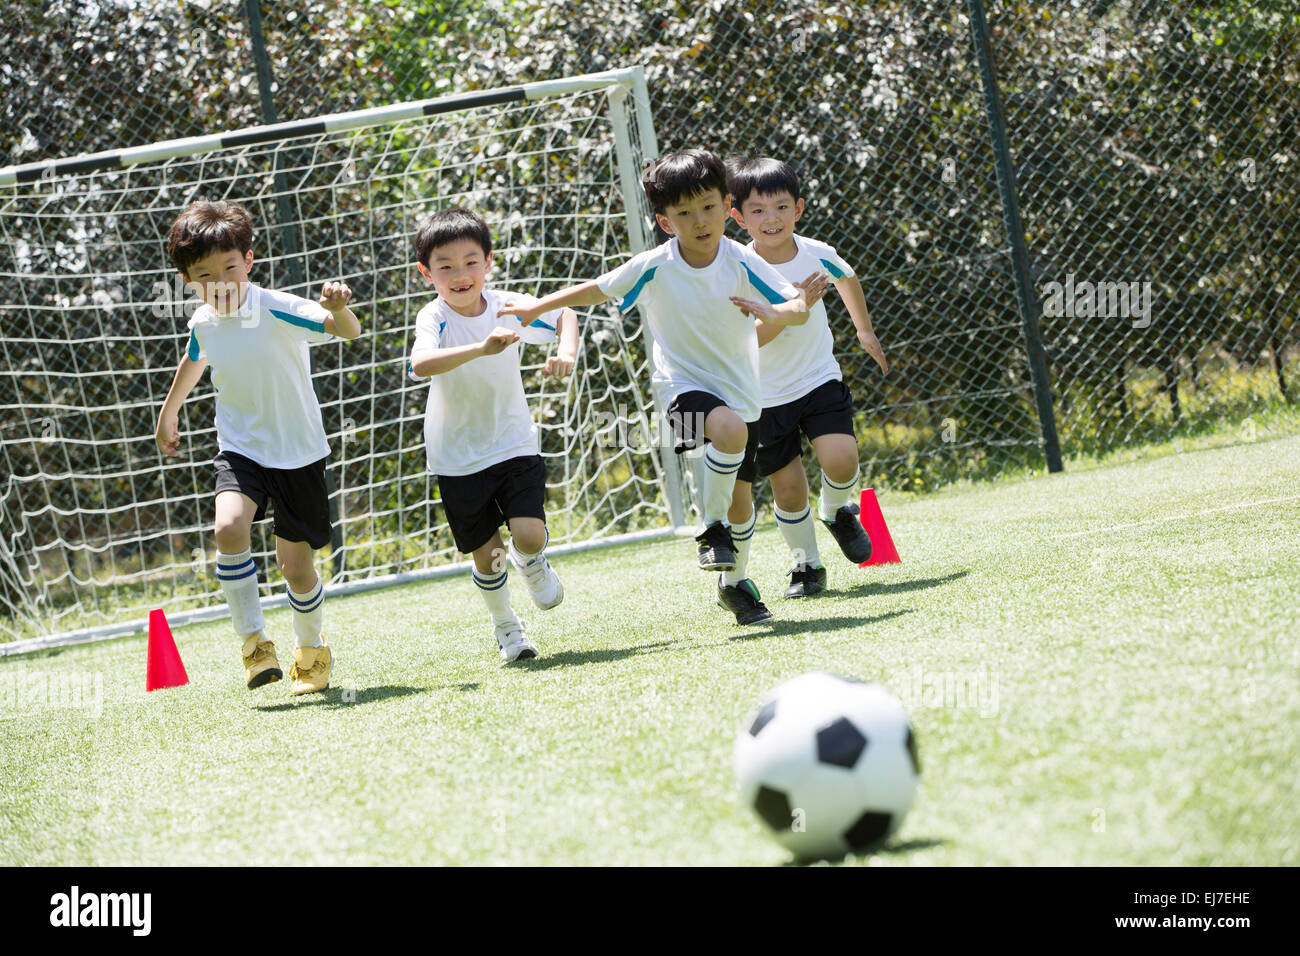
xmin=794 ymin=380 xmax=869 ymax=563
xmin=502 ymin=456 xmax=562 ymax=611
xmin=769 ymin=458 xmax=827 ymax=597
xmin=716 ymin=423 xmax=771 ymax=625
xmin=700 ymin=404 xmax=749 ymax=525
xmin=213 ymin=452 xmax=282 ymax=689
xmin=266 ymin=456 xmax=334 ymax=694
xmin=472 ymin=531 xmax=534 ymax=662
xmin=445 ymin=460 xmax=535 ymax=662
xmin=214 ymin=489 xmax=262 ymax=639
xmin=508 ymin=516 xmax=562 ymax=610
xmin=276 ymin=537 xmax=323 ymax=648
xmin=813 ymin=432 xmax=862 ymax=521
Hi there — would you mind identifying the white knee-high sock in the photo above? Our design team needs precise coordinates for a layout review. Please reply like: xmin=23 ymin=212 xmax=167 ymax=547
xmin=775 ymin=503 xmax=821 ymax=568
xmin=473 ymin=568 xmax=518 ymax=627
xmin=721 ymin=508 xmax=756 ymax=586
xmin=217 ymin=549 xmax=264 ymax=638
xmin=700 ymin=447 xmax=745 ymax=526
xmin=819 ymin=467 xmax=860 ymax=522
xmin=287 ymin=578 xmax=324 ymax=648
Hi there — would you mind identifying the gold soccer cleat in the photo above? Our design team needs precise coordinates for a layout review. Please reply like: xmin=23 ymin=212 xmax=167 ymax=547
xmin=288 ymin=643 xmax=332 ymax=696
xmin=242 ymin=634 xmax=283 ymax=689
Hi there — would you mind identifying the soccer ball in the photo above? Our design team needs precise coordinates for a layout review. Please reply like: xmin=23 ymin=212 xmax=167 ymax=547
xmin=734 ymin=671 xmax=920 ymax=860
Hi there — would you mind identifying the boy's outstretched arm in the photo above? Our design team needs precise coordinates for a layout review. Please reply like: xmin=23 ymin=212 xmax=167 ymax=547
xmin=835 ymin=275 xmax=888 ymax=374
xmin=756 ymin=272 xmax=830 ymax=347
xmin=320 ymin=281 xmax=361 ymax=339
xmin=156 ymin=355 xmax=208 ymax=457
xmin=544 ymin=308 xmax=580 ymax=378
xmin=732 ymin=270 xmax=830 ymax=327
xmin=411 ymin=328 xmax=520 ymax=377
xmin=500 ymin=281 xmax=610 ymax=325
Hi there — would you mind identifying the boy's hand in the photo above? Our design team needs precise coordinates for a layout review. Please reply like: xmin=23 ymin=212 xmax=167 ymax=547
xmin=482 ymin=327 xmax=521 ymax=355
xmin=319 ymin=281 xmax=353 ymax=313
xmin=730 ymin=296 xmax=785 ymax=321
xmin=796 ymin=271 xmax=830 ymax=307
xmin=498 ymin=299 xmax=541 ymax=326
xmin=544 ymin=352 xmax=575 ymax=378
xmin=155 ymin=412 xmax=181 ymax=457
xmin=858 ymin=329 xmax=889 ymax=374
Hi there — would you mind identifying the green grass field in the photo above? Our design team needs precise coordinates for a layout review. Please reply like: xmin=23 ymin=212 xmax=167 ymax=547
xmin=3 ymin=433 xmax=1298 ymax=866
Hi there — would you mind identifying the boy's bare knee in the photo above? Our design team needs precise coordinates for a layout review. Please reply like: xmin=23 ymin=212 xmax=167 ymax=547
xmin=213 ymin=521 xmax=248 ymax=553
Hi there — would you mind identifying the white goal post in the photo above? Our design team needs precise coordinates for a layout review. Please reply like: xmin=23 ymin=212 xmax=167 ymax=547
xmin=0 ymin=66 xmax=692 ymax=654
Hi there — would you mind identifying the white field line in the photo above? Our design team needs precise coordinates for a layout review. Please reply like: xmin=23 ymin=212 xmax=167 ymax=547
xmin=1052 ymin=494 xmax=1300 ymax=540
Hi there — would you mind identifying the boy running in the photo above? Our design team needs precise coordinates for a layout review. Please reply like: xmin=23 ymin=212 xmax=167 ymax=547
xmin=408 ymin=208 xmax=577 ymax=662
xmin=726 ymin=157 xmax=889 ymax=597
xmin=155 ymin=199 xmax=361 ymax=694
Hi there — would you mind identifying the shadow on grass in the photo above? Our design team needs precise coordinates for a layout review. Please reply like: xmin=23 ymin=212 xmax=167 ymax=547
xmin=837 ymin=569 xmax=970 ymax=599
xmin=728 ymin=609 xmax=914 ymax=642
xmin=252 ymin=683 xmax=426 ymax=712
xmin=780 ymin=836 xmax=949 ymax=867
xmin=514 ymin=640 xmax=676 ymax=671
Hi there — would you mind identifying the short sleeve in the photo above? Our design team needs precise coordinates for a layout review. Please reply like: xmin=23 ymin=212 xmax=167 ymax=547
xmin=408 ymin=305 xmax=443 ymax=381
xmin=267 ymin=295 xmax=333 ymax=344
xmin=808 ymin=239 xmax=855 ymax=281
xmin=596 ymin=250 xmax=658 ymax=312
xmin=737 ymin=245 xmax=799 ymax=305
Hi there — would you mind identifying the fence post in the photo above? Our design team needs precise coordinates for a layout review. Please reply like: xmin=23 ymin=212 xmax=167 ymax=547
xmin=243 ymin=0 xmax=346 ymax=576
xmin=967 ymin=0 xmax=1064 ymax=473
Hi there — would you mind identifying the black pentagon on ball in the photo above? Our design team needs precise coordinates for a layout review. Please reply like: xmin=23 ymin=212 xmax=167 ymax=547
xmin=748 ymin=699 xmax=777 ymax=737
xmin=843 ymin=811 xmax=893 ymax=850
xmin=905 ymin=725 xmax=921 ymax=775
xmin=753 ymin=785 xmax=795 ymax=831
xmin=816 ymin=716 xmax=867 ymax=768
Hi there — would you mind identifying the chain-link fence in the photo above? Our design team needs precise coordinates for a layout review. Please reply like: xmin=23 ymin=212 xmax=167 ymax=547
xmin=2 ymin=0 xmax=1297 ymax=640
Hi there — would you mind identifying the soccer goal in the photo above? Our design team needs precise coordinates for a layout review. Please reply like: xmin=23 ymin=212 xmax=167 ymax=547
xmin=0 ymin=66 xmax=689 ymax=650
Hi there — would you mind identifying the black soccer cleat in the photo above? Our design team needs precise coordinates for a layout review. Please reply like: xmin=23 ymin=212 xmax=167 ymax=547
xmin=717 ymin=577 xmax=773 ymax=625
xmin=785 ymin=563 xmax=828 ymax=599
xmin=696 ymin=521 xmax=737 ymax=571
xmin=823 ymin=503 xmax=872 ymax=564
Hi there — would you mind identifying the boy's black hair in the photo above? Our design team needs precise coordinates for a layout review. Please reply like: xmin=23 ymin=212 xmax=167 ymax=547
xmin=166 ymin=200 xmax=255 ymax=275
xmin=414 ymin=207 xmax=492 ymax=267
xmin=725 ymin=157 xmax=802 ymax=210
xmin=641 ymin=149 xmax=729 ymax=214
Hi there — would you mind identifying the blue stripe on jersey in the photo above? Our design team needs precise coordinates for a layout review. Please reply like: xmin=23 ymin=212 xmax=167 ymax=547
xmin=742 ymin=264 xmax=787 ymax=305
xmin=530 ymin=318 xmax=556 ymax=331
xmin=439 ymin=321 xmax=446 ymax=335
xmin=618 ymin=266 xmax=658 ymax=312
xmin=187 ymin=330 xmax=201 ymax=362
xmin=819 ymin=257 xmax=848 ymax=280
xmin=269 ymin=307 xmax=326 ymax=334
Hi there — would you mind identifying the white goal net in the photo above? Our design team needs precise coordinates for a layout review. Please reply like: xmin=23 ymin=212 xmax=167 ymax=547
xmin=0 ymin=67 xmax=686 ymax=648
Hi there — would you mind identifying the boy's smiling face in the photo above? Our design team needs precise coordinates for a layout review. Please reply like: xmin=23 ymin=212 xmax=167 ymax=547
xmin=731 ymin=190 xmax=805 ymax=258
xmin=183 ymin=248 xmax=253 ymax=314
xmin=418 ymin=237 xmax=493 ymax=317
xmin=655 ymin=187 xmax=731 ymax=265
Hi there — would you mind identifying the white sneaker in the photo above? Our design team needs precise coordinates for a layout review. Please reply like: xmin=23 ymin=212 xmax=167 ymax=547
xmin=513 ymin=552 xmax=564 ymax=610
xmin=494 ymin=620 xmax=538 ymax=662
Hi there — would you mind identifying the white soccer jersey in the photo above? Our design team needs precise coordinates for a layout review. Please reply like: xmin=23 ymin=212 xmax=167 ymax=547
xmin=596 ymin=237 xmax=798 ymax=422
xmin=408 ymin=288 xmax=560 ymax=477
xmin=186 ymin=283 xmax=332 ymax=470
xmin=750 ymin=234 xmax=856 ymax=408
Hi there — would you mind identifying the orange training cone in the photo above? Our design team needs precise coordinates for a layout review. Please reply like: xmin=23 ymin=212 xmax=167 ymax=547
xmin=858 ymin=488 xmax=901 ymax=567
xmin=145 ymin=608 xmax=189 ymax=691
